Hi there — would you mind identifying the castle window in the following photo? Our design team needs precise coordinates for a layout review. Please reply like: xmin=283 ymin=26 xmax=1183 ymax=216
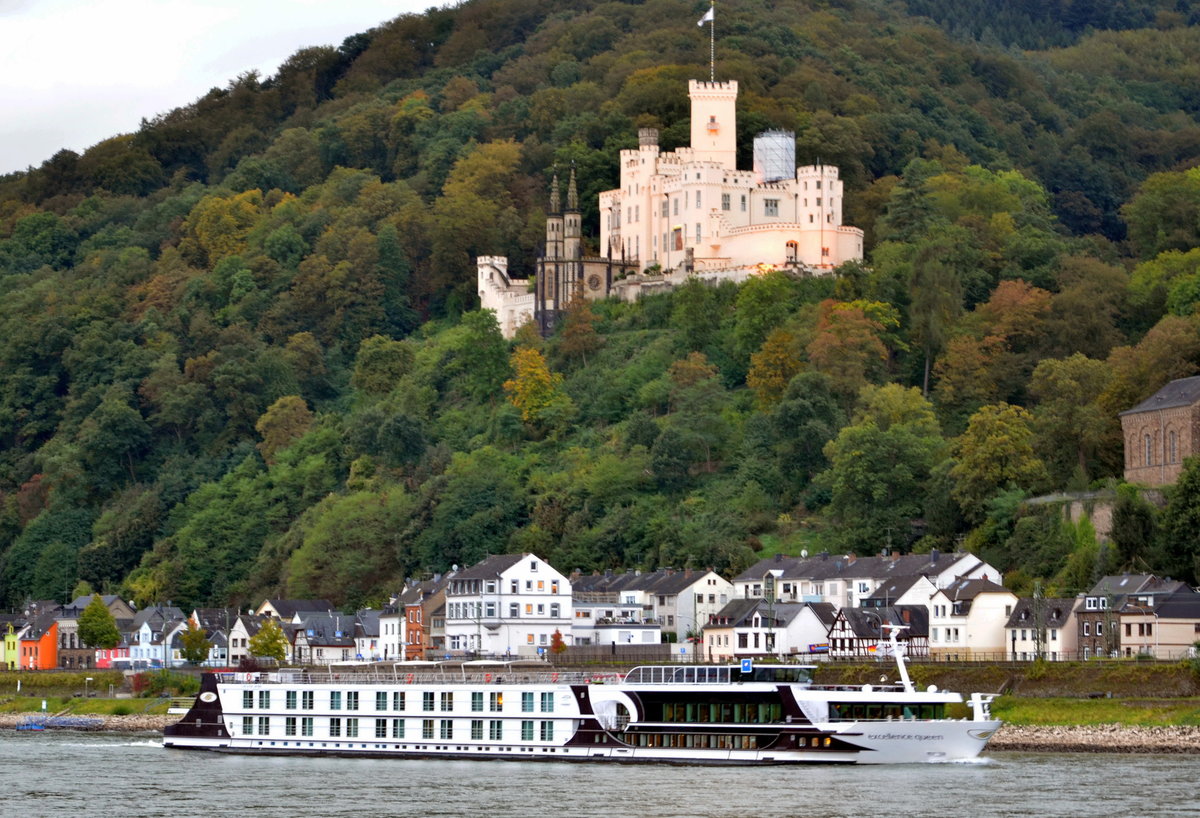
xmin=816 ymin=180 xmax=822 ymax=189
xmin=1169 ymin=430 xmax=1177 ymax=463
xmin=1144 ymin=434 xmax=1153 ymax=466
xmin=721 ymin=193 xmax=730 ymax=210
xmin=786 ymin=241 xmax=798 ymax=262
xmin=673 ymin=198 xmax=679 ymax=216
xmin=827 ymin=213 xmax=833 ymax=223
xmin=695 ymin=223 xmax=701 ymax=243
xmin=816 ymin=198 xmax=822 ymax=207
xmin=808 ymin=215 xmax=814 ymax=223
xmin=695 ymin=191 xmax=701 ymax=209
xmin=740 ymin=195 xmax=746 ymax=212
xmin=764 ymin=199 xmax=779 ymax=217
xmin=821 ymin=247 xmax=830 ymax=257
xmin=661 ymin=201 xmax=668 ymax=217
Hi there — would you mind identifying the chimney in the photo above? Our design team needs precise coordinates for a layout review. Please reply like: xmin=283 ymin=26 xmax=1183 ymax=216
xmin=846 ymin=554 xmax=856 ymax=565
xmin=775 ymin=553 xmax=784 ymax=563
xmin=930 ymin=549 xmax=940 ymax=564
xmin=892 ymin=551 xmax=900 ymax=560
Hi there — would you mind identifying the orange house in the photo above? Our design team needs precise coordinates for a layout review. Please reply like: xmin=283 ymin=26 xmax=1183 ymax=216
xmin=19 ymin=617 xmax=58 ymax=670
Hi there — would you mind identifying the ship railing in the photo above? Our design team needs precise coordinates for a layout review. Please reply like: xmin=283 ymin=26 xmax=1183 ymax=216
xmin=624 ymin=666 xmax=732 ymax=684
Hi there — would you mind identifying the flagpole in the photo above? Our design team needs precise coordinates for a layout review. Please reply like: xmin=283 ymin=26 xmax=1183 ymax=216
xmin=709 ymin=1 xmax=715 ymax=82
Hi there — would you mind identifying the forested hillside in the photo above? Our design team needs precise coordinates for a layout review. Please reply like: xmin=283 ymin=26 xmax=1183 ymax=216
xmin=2 ymin=0 xmax=1200 ymax=613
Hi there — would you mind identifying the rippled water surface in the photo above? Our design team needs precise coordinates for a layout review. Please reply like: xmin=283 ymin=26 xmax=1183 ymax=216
xmin=3 ymin=731 xmax=1198 ymax=818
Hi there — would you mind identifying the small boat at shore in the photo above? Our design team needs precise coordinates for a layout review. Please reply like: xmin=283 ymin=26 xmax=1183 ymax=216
xmin=165 ymin=627 xmax=1000 ymax=765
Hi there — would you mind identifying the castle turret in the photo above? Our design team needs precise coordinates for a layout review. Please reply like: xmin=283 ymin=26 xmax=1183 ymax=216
xmin=545 ymin=173 xmax=563 ymax=261
xmin=564 ymin=167 xmax=581 ymax=262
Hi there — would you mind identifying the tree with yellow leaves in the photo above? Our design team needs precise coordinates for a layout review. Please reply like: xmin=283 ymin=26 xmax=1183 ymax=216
xmin=503 ymin=346 xmax=573 ymax=428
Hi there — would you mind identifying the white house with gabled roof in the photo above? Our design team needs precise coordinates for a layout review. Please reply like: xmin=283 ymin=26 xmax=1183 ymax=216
xmin=444 ymin=554 xmax=573 ymax=657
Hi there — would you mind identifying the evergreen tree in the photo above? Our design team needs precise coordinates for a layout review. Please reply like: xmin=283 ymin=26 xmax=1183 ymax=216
xmin=78 ymin=595 xmax=121 ymax=650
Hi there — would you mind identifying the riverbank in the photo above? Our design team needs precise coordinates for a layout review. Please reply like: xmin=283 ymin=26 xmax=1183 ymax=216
xmin=988 ymin=723 xmax=1200 ymax=753
xmin=2 ymin=713 xmax=1198 ymax=753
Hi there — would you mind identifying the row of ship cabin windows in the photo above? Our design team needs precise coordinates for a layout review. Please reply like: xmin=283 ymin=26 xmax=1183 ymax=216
xmin=240 ymin=717 xmax=555 ymax=741
xmin=246 ymin=690 xmax=555 ymax=713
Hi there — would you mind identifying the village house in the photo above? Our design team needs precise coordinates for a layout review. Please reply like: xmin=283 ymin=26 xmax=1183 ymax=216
xmin=928 ymin=579 xmax=1017 ymax=660
xmin=1076 ymin=574 xmax=1189 ymax=659
xmin=256 ymin=599 xmax=336 ymax=623
xmin=703 ymin=599 xmax=836 ymax=661
xmin=568 ymin=572 xmax=662 ymax=646
xmin=1117 ymin=591 xmax=1200 ymax=659
xmin=826 ymin=606 xmax=929 ymax=660
xmin=1004 ymin=598 xmax=1079 ymax=661
xmin=444 ymin=554 xmax=572 ymax=657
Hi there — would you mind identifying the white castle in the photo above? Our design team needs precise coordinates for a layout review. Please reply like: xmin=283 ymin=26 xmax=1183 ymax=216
xmin=479 ymin=78 xmax=864 ymax=338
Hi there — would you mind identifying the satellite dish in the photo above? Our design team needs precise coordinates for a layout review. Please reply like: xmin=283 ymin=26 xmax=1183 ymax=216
xmin=452 ymin=564 xmax=459 ymax=572
xmin=928 ymin=684 xmax=938 ymax=693
xmin=800 ymin=549 xmax=808 ymax=558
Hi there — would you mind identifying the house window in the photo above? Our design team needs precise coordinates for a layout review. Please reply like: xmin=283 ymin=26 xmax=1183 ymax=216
xmin=329 ymin=718 xmax=341 ymax=737
xmin=286 ymin=691 xmax=297 ymax=710
xmin=1083 ymin=622 xmax=1091 ymax=636
xmin=301 ymin=717 xmax=313 ymax=736
xmin=541 ymin=692 xmax=554 ymax=713
xmin=521 ymin=720 xmax=534 ymax=741
xmin=510 ymin=603 xmax=519 ymax=618
xmin=764 ymin=199 xmax=779 ymax=217
xmin=471 ymin=719 xmax=484 ymax=740
xmin=490 ymin=692 xmax=503 ymax=712
xmin=550 ymin=603 xmax=560 ymax=618
xmin=393 ymin=692 xmax=405 ymax=711
xmin=738 ymin=633 xmax=748 ymax=648
xmin=522 ymin=692 xmax=535 ymax=712
xmin=346 ymin=692 xmax=359 ymax=711
xmin=1096 ymin=622 xmax=1104 ymax=636
xmin=302 ymin=691 xmax=314 ymax=710
xmin=330 ymin=691 xmax=342 ymax=710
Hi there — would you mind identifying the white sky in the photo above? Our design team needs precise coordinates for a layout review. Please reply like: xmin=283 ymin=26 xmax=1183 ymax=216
xmin=0 ymin=0 xmax=444 ymax=175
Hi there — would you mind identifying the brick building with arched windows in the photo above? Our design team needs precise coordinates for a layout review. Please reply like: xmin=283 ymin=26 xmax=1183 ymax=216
xmin=1119 ymin=375 xmax=1200 ymax=486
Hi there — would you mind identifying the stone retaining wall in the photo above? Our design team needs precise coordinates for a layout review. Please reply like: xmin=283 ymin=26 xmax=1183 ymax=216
xmin=989 ymin=724 xmax=1200 ymax=753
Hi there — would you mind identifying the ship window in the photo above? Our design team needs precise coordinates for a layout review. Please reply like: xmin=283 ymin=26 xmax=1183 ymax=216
xmin=541 ymin=721 xmax=554 ymax=741
xmin=521 ymin=720 xmax=534 ymax=740
xmin=472 ymin=691 xmax=484 ymax=711
xmin=301 ymin=717 xmax=313 ymax=736
xmin=243 ymin=691 xmax=253 ymax=709
xmin=392 ymin=719 xmax=404 ymax=738
xmin=422 ymin=719 xmax=434 ymax=739
xmin=285 ymin=717 xmax=297 ymax=736
xmin=302 ymin=691 xmax=313 ymax=710
xmin=376 ymin=719 xmax=387 ymax=738
xmin=522 ymin=692 xmax=535 ymax=712
xmin=393 ymin=692 xmax=405 ymax=711
xmin=423 ymin=692 xmax=435 ymax=711
xmin=490 ymin=692 xmax=503 ymax=712
xmin=541 ymin=692 xmax=554 ymax=713
xmin=346 ymin=691 xmax=359 ymax=711
xmin=440 ymin=692 xmax=454 ymax=712
xmin=242 ymin=716 xmax=253 ymax=735
xmin=471 ymin=719 xmax=484 ymax=740
xmin=490 ymin=720 xmax=503 ymax=740
xmin=329 ymin=718 xmax=341 ymax=737
xmin=330 ymin=691 xmax=341 ymax=710
xmin=286 ymin=691 xmax=297 ymax=710
xmin=440 ymin=719 xmax=452 ymax=739
xmin=376 ymin=691 xmax=387 ymax=710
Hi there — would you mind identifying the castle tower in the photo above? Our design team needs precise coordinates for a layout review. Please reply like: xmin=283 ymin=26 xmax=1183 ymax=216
xmin=689 ymin=79 xmax=738 ymax=169
xmin=564 ymin=167 xmax=581 ymax=262
xmin=545 ymin=173 xmax=563 ymax=261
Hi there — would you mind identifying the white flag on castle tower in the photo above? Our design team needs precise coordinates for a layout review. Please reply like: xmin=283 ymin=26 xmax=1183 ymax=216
xmin=698 ymin=6 xmax=714 ymax=26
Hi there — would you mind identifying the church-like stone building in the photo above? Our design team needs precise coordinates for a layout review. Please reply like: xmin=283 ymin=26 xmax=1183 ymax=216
xmin=478 ymin=76 xmax=865 ymax=339
xmin=1119 ymin=375 xmax=1200 ymax=486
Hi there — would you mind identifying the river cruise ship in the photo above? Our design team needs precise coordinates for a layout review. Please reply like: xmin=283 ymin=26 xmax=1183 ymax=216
xmin=164 ymin=631 xmax=999 ymax=765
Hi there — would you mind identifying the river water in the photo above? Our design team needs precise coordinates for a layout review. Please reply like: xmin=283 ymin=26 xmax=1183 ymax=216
xmin=4 ymin=730 xmax=1197 ymax=818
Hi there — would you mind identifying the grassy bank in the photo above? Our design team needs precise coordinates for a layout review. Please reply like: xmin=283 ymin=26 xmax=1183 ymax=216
xmin=0 ymin=695 xmax=171 ymax=716
xmin=992 ymin=696 xmax=1200 ymax=726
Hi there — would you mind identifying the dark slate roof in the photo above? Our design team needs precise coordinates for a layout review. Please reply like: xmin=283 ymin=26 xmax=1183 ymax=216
xmin=841 ymin=606 xmax=929 ymax=638
xmin=735 ymin=551 xmax=983 ymax=583
xmin=1119 ymin=376 xmax=1200 ymax=416
xmin=1087 ymin=574 xmax=1156 ymax=596
xmin=938 ymin=578 xmax=1010 ymax=602
xmin=264 ymin=599 xmax=336 ymax=619
xmin=1005 ymin=598 xmax=1078 ymax=629
xmin=355 ymin=609 xmax=381 ymax=638
xmin=70 ymin=594 xmax=127 ymax=610
xmin=296 ymin=614 xmax=356 ymax=646
xmin=709 ymin=598 xmax=764 ymax=627
xmin=132 ymin=606 xmax=186 ymax=630
xmin=865 ymin=575 xmax=928 ymax=602
xmin=453 ymin=554 xmax=526 ymax=580
xmin=192 ymin=608 xmax=240 ymax=631
xmin=1152 ymin=591 xmax=1200 ymax=619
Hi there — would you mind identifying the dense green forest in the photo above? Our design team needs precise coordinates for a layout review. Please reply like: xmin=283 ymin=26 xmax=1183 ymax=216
xmin=2 ymin=0 xmax=1200 ymax=613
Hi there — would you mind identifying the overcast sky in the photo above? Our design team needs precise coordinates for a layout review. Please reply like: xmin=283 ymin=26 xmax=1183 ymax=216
xmin=0 ymin=0 xmax=444 ymax=175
